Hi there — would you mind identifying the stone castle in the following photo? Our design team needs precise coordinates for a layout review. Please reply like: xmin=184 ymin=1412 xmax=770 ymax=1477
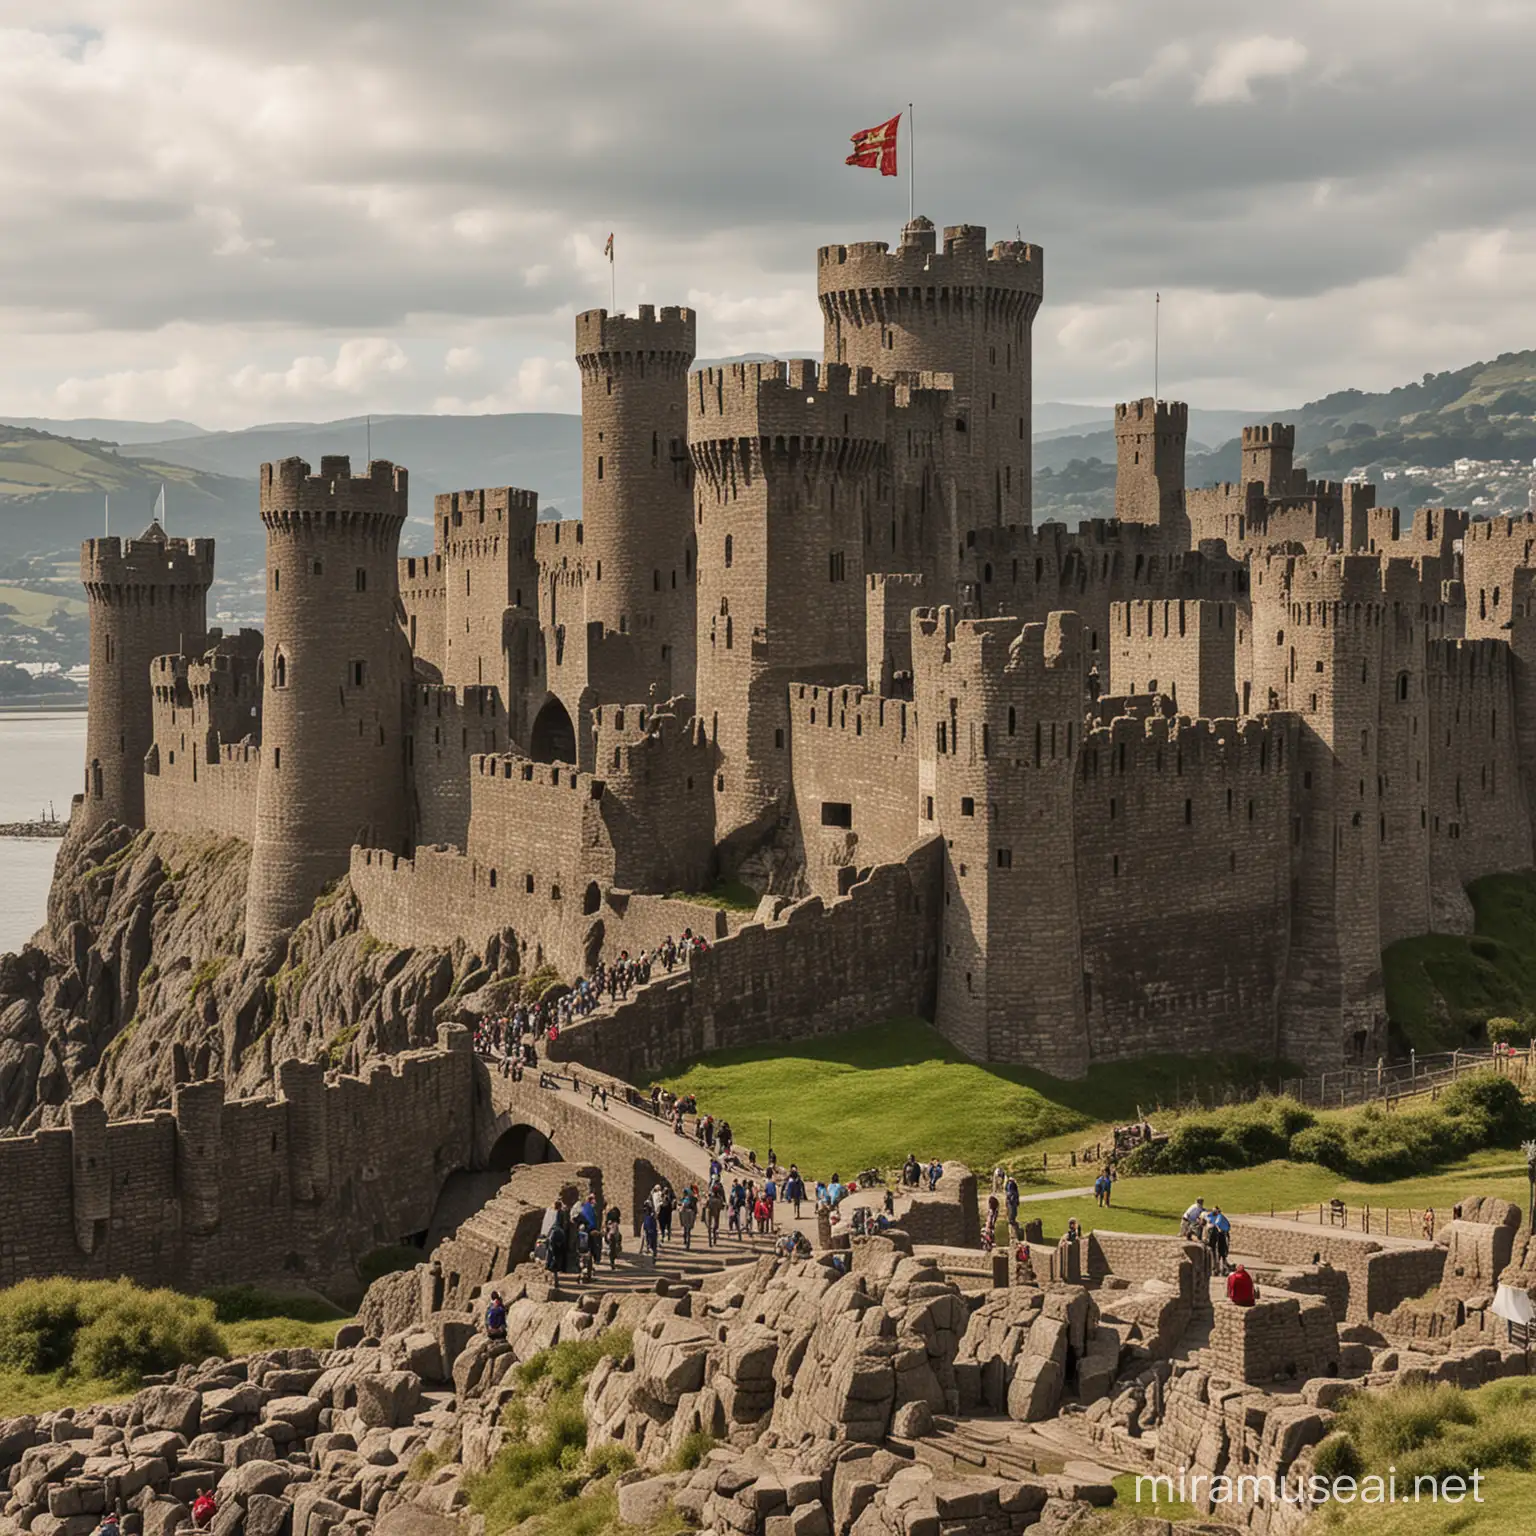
xmin=71 ymin=215 xmax=1536 ymax=1076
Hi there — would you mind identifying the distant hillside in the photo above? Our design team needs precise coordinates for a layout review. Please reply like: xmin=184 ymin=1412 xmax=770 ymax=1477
xmin=0 ymin=423 xmax=258 ymax=563
xmin=126 ymin=413 xmax=584 ymax=542
xmin=0 ymin=416 xmax=208 ymax=445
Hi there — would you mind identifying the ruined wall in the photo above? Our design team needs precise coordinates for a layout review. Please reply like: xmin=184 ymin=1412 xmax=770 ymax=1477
xmin=546 ymin=838 xmax=942 ymax=1081
xmin=1075 ymin=714 xmax=1295 ymax=1061
xmin=1209 ymin=1294 xmax=1340 ymax=1386
xmin=788 ymin=684 xmax=919 ymax=900
xmin=0 ymin=1028 xmax=475 ymax=1292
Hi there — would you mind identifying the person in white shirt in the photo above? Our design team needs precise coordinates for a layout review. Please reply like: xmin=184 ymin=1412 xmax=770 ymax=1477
xmin=1180 ymin=1198 xmax=1206 ymax=1240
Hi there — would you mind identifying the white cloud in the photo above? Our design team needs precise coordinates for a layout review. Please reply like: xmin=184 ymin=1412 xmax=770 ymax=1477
xmin=0 ymin=2 xmax=1533 ymax=424
xmin=1194 ymin=35 xmax=1310 ymax=104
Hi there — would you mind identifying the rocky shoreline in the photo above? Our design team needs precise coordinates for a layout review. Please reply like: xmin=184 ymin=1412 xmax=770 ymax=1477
xmin=0 ymin=821 xmax=67 ymax=839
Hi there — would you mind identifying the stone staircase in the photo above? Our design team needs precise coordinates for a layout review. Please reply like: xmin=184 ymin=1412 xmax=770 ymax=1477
xmin=534 ymin=1232 xmax=778 ymax=1296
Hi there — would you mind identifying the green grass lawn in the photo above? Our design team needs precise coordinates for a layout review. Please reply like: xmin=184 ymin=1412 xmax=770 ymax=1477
xmin=1384 ymin=873 xmax=1536 ymax=1052
xmin=661 ymin=1017 xmax=1286 ymax=1179
xmin=665 ymin=877 xmax=760 ymax=912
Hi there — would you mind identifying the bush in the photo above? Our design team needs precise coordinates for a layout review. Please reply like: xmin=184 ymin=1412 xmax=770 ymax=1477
xmin=202 ymin=1285 xmax=345 ymax=1325
xmin=667 ymin=1430 xmax=716 ymax=1472
xmin=1126 ymin=1098 xmax=1316 ymax=1175
xmin=1310 ymin=1432 xmax=1362 ymax=1482
xmin=0 ymin=1278 xmax=223 ymax=1387
xmin=1288 ymin=1123 xmax=1350 ymax=1172
xmin=1485 ymin=1016 xmax=1532 ymax=1046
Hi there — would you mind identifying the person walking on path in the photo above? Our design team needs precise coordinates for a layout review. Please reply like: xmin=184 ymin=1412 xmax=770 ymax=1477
xmin=705 ymin=1183 xmax=724 ymax=1247
xmin=679 ymin=1187 xmax=698 ymax=1250
xmin=641 ymin=1206 xmax=659 ymax=1265
xmin=1005 ymin=1173 xmax=1020 ymax=1232
xmin=786 ymin=1166 xmax=805 ymax=1219
xmin=605 ymin=1211 xmax=623 ymax=1269
xmin=981 ymin=1196 xmax=1000 ymax=1251
xmin=658 ymin=1188 xmax=675 ymax=1244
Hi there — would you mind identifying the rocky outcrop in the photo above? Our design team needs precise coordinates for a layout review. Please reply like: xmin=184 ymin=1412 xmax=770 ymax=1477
xmin=0 ymin=820 xmax=516 ymax=1133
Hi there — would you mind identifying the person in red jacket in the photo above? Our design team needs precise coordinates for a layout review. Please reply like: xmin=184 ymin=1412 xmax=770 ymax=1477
xmin=191 ymin=1491 xmax=217 ymax=1529
xmin=1225 ymin=1263 xmax=1256 ymax=1306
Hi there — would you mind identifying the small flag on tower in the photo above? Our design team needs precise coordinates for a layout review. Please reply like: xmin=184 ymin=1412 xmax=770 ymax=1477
xmin=604 ymin=233 xmax=614 ymax=261
xmin=845 ymin=112 xmax=901 ymax=177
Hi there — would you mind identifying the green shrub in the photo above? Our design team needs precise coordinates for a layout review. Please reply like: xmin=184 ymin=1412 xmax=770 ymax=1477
xmin=201 ymin=1285 xmax=345 ymax=1325
xmin=1288 ymin=1123 xmax=1350 ymax=1172
xmin=1310 ymin=1432 xmax=1362 ymax=1482
xmin=1486 ymin=1016 xmax=1532 ymax=1046
xmin=0 ymin=1278 xmax=223 ymax=1387
xmin=667 ymin=1430 xmax=716 ymax=1472
xmin=1125 ymin=1098 xmax=1316 ymax=1175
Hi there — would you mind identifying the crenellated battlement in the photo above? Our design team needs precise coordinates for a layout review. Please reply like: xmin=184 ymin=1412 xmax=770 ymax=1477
xmin=1260 ymin=550 xmax=1387 ymax=609
xmin=912 ymin=605 xmax=1083 ymax=683
xmin=259 ymin=456 xmax=408 ymax=535
xmin=1116 ymin=398 xmax=1189 ymax=434
xmin=81 ymin=528 xmax=215 ymax=592
xmin=1083 ymin=710 xmax=1291 ymax=771
xmin=790 ymin=681 xmax=914 ymax=747
xmin=1242 ymin=423 xmax=1296 ymax=450
xmin=817 ymin=220 xmax=1043 ymax=300
xmin=435 ymin=486 xmax=539 ymax=548
xmin=687 ymin=359 xmax=894 ymax=444
xmin=574 ymin=304 xmax=696 ymax=364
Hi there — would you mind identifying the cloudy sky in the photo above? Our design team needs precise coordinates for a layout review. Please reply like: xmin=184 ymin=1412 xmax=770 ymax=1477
xmin=0 ymin=0 xmax=1533 ymax=428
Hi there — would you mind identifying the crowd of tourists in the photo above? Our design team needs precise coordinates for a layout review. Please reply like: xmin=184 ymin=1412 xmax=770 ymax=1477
xmin=469 ymin=932 xmax=713 ymax=1069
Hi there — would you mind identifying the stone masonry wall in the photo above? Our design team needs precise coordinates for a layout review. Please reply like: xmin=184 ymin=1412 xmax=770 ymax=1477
xmin=545 ymin=838 xmax=943 ymax=1081
xmin=0 ymin=1026 xmax=475 ymax=1293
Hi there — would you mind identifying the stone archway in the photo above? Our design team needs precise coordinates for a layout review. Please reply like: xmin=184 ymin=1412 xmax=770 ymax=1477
xmin=530 ymin=697 xmax=576 ymax=764
xmin=487 ymin=1122 xmax=563 ymax=1171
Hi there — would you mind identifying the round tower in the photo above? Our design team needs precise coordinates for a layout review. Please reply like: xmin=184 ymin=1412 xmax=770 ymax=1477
xmin=574 ymin=304 xmax=697 ymax=704
xmin=818 ymin=218 xmax=1043 ymax=549
xmin=245 ymin=456 xmax=410 ymax=953
xmin=79 ymin=523 xmax=213 ymax=833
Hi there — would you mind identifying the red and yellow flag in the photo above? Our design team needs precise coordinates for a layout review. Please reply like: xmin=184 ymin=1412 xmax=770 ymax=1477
xmin=845 ymin=112 xmax=901 ymax=178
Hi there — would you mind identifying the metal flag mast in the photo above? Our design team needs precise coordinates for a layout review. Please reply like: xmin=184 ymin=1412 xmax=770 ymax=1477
xmin=908 ymin=102 xmax=915 ymax=223
xmin=1154 ymin=292 xmax=1161 ymax=401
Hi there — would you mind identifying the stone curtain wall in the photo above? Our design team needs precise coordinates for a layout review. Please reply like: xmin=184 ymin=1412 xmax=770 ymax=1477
xmin=1074 ymin=713 xmax=1295 ymax=1061
xmin=0 ymin=1028 xmax=475 ymax=1293
xmin=544 ymin=838 xmax=942 ymax=1081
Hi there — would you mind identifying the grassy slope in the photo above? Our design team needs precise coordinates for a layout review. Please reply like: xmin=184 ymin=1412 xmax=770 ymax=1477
xmin=661 ymin=1017 xmax=1285 ymax=1178
xmin=0 ymin=584 xmax=88 ymax=624
xmin=1384 ymin=874 xmax=1536 ymax=1051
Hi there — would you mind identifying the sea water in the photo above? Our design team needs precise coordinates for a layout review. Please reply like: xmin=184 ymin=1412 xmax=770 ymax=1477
xmin=0 ymin=711 xmax=85 ymax=955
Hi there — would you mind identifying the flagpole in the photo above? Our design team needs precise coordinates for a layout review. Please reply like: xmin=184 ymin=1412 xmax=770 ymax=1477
xmin=104 ymin=495 xmax=109 ymax=538
xmin=1154 ymin=292 xmax=1160 ymax=402
xmin=897 ymin=104 xmax=909 ymax=224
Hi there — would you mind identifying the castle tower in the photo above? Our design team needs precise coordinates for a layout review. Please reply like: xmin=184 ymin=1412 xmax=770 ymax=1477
xmin=245 ymin=457 xmax=410 ymax=953
xmin=689 ymin=360 xmax=886 ymax=843
xmin=79 ymin=523 xmax=213 ymax=833
xmin=912 ymin=607 xmax=1088 ymax=1072
xmin=1257 ymin=551 xmax=1388 ymax=1065
xmin=1241 ymin=424 xmax=1298 ymax=496
xmin=575 ymin=305 xmax=697 ymax=705
xmin=818 ymin=219 xmax=1043 ymax=582
xmin=1114 ymin=399 xmax=1189 ymax=547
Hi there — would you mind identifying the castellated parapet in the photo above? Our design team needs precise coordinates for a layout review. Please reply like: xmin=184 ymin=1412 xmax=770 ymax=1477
xmin=819 ymin=220 xmax=1043 ymax=541
xmin=246 ymin=458 xmax=412 ymax=953
xmin=79 ymin=526 xmax=214 ymax=834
